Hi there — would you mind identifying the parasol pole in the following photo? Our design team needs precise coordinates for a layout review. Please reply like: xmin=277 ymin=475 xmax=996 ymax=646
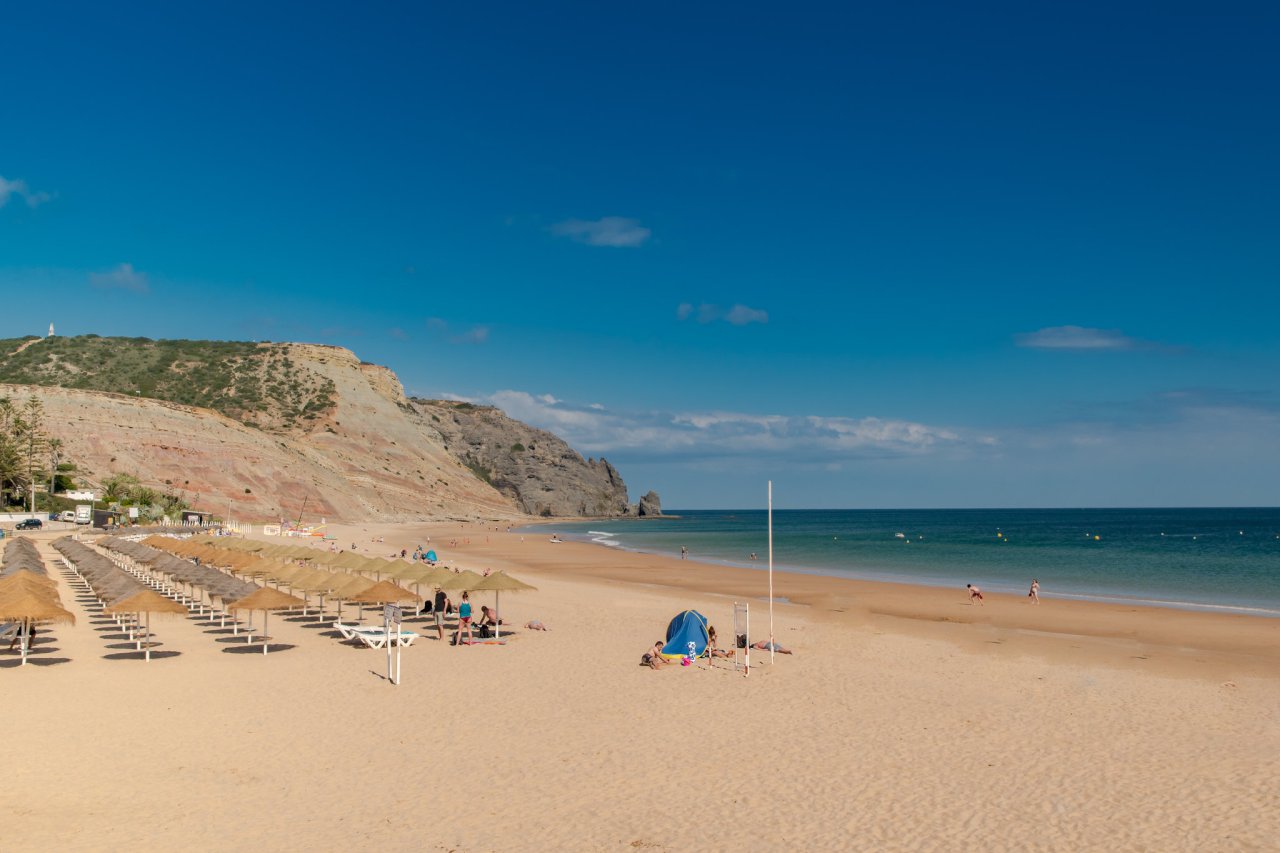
xmin=495 ymin=590 xmax=502 ymax=639
xmin=768 ymin=480 xmax=774 ymax=664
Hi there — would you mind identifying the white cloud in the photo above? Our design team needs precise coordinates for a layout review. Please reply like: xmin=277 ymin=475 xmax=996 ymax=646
xmin=1016 ymin=325 xmax=1144 ymax=350
xmin=89 ymin=262 xmax=149 ymax=294
xmin=480 ymin=390 xmax=966 ymax=462
xmin=0 ymin=175 xmax=53 ymax=209
xmin=549 ymin=216 xmax=651 ymax=247
xmin=725 ymin=304 xmax=769 ymax=325
xmin=678 ymin=303 xmax=769 ymax=326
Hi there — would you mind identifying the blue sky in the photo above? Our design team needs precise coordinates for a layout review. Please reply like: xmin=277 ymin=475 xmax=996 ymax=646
xmin=3 ymin=2 xmax=1278 ymax=508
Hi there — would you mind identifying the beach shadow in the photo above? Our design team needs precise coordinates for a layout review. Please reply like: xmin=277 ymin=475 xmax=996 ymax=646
xmin=221 ymin=643 xmax=297 ymax=655
xmin=103 ymin=650 xmax=182 ymax=661
xmin=6 ymin=644 xmax=61 ymax=656
xmin=105 ymin=641 xmax=162 ymax=651
xmin=214 ymin=635 xmax=265 ymax=644
xmin=0 ymin=656 xmax=72 ymax=668
xmin=204 ymin=627 xmax=243 ymax=636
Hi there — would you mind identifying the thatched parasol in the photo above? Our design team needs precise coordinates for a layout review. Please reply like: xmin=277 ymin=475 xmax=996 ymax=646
xmin=344 ymin=579 xmax=420 ymax=623
xmin=0 ymin=591 xmax=75 ymax=665
xmin=468 ymin=572 xmax=537 ymax=638
xmin=346 ymin=579 xmax=422 ymax=605
xmin=225 ymin=587 xmax=306 ymax=654
xmin=439 ymin=569 xmax=484 ymax=591
xmin=104 ymin=589 xmax=188 ymax=662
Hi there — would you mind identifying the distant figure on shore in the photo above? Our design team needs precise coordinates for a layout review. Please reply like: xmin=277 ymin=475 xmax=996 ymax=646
xmin=967 ymin=583 xmax=984 ymax=605
xmin=752 ymin=640 xmax=793 ymax=655
xmin=525 ymin=619 xmax=549 ymax=631
xmin=641 ymin=640 xmax=668 ymax=669
xmin=749 ymin=552 xmax=757 ymax=561
xmin=1028 ymin=579 xmax=1040 ymax=604
xmin=680 ymin=546 xmax=687 ymax=559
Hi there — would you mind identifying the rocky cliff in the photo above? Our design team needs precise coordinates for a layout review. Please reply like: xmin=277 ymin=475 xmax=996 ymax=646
xmin=0 ymin=335 xmax=655 ymax=523
xmin=411 ymin=399 xmax=633 ymax=517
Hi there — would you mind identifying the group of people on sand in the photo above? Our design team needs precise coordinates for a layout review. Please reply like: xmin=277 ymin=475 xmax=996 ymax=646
xmin=423 ymin=588 xmax=547 ymax=646
xmin=641 ymin=624 xmax=793 ymax=669
xmin=966 ymin=579 xmax=1040 ymax=605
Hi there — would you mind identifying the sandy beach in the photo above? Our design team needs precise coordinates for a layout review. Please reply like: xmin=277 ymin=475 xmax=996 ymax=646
xmin=6 ymin=523 xmax=1278 ymax=852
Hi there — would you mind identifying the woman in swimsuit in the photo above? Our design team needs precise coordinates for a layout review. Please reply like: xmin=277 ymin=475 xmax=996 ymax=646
xmin=706 ymin=625 xmax=734 ymax=659
xmin=453 ymin=591 xmax=473 ymax=646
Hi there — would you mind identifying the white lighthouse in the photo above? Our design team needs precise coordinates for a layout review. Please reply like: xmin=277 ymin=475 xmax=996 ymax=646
xmin=48 ymin=323 xmax=55 ymax=338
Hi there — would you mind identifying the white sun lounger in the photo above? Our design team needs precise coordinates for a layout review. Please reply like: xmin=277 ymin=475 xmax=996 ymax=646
xmin=0 ymin=622 xmax=19 ymax=640
xmin=332 ymin=622 xmax=362 ymax=640
xmin=352 ymin=627 xmax=418 ymax=649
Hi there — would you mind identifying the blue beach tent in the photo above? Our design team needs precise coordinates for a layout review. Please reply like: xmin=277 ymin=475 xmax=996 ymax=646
xmin=661 ymin=610 xmax=710 ymax=659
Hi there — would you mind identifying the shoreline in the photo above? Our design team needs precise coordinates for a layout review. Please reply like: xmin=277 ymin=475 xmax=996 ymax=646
xmin=516 ymin=513 xmax=1280 ymax=619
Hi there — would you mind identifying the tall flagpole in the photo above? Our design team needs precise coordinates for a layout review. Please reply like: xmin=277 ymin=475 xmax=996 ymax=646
xmin=768 ymin=480 xmax=774 ymax=663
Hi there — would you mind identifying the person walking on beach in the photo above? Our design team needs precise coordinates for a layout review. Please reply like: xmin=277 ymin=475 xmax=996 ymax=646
xmin=453 ymin=591 xmax=474 ymax=646
xmin=681 ymin=546 xmax=687 ymax=559
xmin=967 ymin=583 xmax=984 ymax=605
xmin=1028 ymin=579 xmax=1040 ymax=604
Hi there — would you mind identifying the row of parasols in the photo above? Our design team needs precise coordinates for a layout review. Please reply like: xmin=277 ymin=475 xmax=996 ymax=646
xmin=95 ymin=533 xmax=536 ymax=651
xmin=139 ymin=534 xmax=536 ymax=635
xmin=0 ymin=538 xmax=74 ymax=666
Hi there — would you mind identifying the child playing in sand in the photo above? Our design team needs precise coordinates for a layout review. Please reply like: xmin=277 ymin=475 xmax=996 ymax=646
xmin=641 ymin=640 xmax=668 ymax=669
xmin=967 ymin=583 xmax=984 ymax=604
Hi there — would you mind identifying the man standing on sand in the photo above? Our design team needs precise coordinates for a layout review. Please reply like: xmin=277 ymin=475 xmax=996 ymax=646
xmin=967 ymin=583 xmax=984 ymax=605
xmin=1028 ymin=579 xmax=1040 ymax=604
xmin=432 ymin=587 xmax=449 ymax=641
xmin=681 ymin=546 xmax=687 ymax=559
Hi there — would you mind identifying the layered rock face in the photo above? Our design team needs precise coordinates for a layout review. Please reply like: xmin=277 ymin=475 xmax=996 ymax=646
xmin=0 ymin=337 xmax=656 ymax=522
xmin=412 ymin=400 xmax=633 ymax=517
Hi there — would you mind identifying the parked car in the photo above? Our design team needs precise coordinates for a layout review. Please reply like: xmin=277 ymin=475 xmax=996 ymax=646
xmin=16 ymin=518 xmax=43 ymax=530
xmin=59 ymin=510 xmax=76 ymax=522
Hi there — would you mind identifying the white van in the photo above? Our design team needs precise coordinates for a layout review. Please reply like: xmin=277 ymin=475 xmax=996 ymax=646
xmin=59 ymin=510 xmax=76 ymax=523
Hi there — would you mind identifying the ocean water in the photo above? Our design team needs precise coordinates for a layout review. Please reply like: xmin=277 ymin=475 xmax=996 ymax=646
xmin=532 ymin=508 xmax=1280 ymax=616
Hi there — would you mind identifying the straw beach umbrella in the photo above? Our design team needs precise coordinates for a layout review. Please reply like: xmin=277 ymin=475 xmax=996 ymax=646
xmin=0 ymin=591 xmax=75 ymax=665
xmin=345 ymin=579 xmax=421 ymax=623
xmin=469 ymin=572 xmax=537 ymax=638
xmin=440 ymin=570 xmax=484 ymax=592
xmin=346 ymin=579 xmax=422 ymax=606
xmin=225 ymin=587 xmax=305 ymax=654
xmin=103 ymin=589 xmax=188 ymax=661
